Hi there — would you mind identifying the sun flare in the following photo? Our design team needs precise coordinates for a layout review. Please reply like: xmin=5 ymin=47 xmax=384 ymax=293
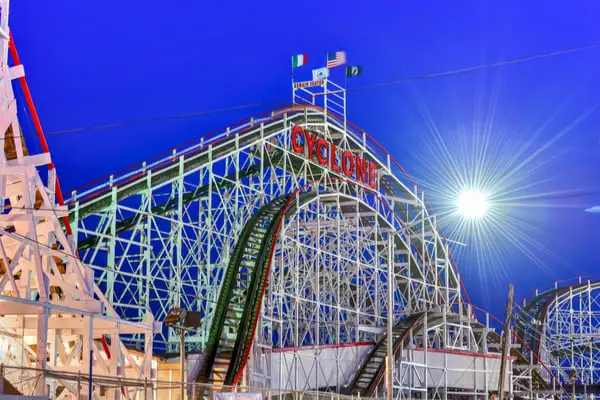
xmin=457 ymin=190 xmax=488 ymax=219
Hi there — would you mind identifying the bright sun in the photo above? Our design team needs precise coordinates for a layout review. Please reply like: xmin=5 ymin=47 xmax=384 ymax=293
xmin=457 ymin=190 xmax=488 ymax=219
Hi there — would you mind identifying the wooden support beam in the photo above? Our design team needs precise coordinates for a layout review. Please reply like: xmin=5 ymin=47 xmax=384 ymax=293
xmin=498 ymin=284 xmax=514 ymax=400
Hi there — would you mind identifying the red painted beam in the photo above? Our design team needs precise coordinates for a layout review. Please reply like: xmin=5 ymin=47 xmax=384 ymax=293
xmin=8 ymin=35 xmax=73 ymax=235
xmin=272 ymin=341 xmax=374 ymax=353
xmin=413 ymin=346 xmax=517 ymax=361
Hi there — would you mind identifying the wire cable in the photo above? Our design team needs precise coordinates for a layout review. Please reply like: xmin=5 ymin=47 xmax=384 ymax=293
xmin=343 ymin=41 xmax=600 ymax=94
xmin=41 ymin=41 xmax=600 ymax=136
xmin=45 ymin=101 xmax=286 ymax=136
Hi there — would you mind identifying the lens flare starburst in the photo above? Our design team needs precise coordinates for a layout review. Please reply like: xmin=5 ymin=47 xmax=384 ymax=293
xmin=404 ymin=83 xmax=598 ymax=300
xmin=457 ymin=190 xmax=488 ymax=218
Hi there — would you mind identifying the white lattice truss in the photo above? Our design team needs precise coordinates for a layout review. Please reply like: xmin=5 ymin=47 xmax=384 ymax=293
xmin=64 ymin=76 xmax=537 ymax=399
xmin=0 ymin=1 xmax=158 ymax=398
xmin=539 ymin=280 xmax=600 ymax=390
xmin=392 ymin=308 xmax=507 ymax=400
xmin=69 ymin=90 xmax=462 ymax=349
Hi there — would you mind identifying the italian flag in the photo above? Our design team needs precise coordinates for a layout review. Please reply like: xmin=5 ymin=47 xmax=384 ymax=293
xmin=292 ymin=54 xmax=307 ymax=68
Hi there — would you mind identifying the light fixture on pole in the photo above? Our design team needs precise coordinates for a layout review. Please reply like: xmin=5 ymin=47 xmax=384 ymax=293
xmin=166 ymin=308 xmax=202 ymax=400
xmin=569 ymin=369 xmax=577 ymax=400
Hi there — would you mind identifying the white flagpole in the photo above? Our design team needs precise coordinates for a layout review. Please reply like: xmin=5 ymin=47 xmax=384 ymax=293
xmin=323 ymin=52 xmax=328 ymax=118
xmin=291 ymin=57 xmax=296 ymax=105
xmin=344 ymin=64 xmax=348 ymax=138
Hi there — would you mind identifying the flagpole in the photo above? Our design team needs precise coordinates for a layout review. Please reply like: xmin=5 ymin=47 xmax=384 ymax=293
xmin=343 ymin=66 xmax=347 ymax=139
xmin=291 ymin=58 xmax=296 ymax=105
xmin=323 ymin=52 xmax=328 ymax=119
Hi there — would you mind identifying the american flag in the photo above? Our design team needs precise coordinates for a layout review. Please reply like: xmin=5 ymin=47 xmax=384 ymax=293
xmin=327 ymin=51 xmax=346 ymax=68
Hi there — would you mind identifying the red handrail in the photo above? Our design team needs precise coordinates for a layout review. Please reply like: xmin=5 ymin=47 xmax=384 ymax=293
xmin=9 ymin=35 xmax=73 ymax=235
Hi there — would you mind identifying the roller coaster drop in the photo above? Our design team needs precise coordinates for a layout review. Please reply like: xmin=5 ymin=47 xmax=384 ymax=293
xmin=0 ymin=3 xmax=598 ymax=397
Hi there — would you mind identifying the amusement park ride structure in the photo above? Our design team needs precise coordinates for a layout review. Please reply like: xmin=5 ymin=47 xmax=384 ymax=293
xmin=0 ymin=1 xmax=158 ymax=399
xmin=0 ymin=2 xmax=597 ymax=399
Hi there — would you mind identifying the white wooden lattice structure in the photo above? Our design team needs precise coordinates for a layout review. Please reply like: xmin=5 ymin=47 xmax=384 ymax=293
xmin=0 ymin=1 xmax=159 ymax=398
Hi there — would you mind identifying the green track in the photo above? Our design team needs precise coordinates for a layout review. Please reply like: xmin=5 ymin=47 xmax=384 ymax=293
xmin=345 ymin=312 xmax=427 ymax=396
xmin=196 ymin=192 xmax=316 ymax=387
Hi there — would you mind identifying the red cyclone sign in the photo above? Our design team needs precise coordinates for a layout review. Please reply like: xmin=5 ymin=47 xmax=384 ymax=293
xmin=291 ymin=125 xmax=378 ymax=188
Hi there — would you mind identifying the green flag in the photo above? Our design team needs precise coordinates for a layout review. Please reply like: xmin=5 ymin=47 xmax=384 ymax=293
xmin=346 ymin=65 xmax=362 ymax=77
xmin=292 ymin=54 xmax=308 ymax=68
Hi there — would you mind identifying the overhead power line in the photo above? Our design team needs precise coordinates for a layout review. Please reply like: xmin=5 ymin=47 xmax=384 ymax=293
xmin=42 ymin=41 xmax=600 ymax=136
xmin=343 ymin=41 xmax=600 ymax=94
xmin=46 ymin=101 xmax=284 ymax=136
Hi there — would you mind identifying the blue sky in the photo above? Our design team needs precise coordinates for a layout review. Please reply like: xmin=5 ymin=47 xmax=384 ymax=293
xmin=11 ymin=1 xmax=600 ymax=318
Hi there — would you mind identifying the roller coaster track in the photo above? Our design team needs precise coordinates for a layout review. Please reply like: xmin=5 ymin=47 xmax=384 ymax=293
xmin=194 ymin=186 xmax=427 ymax=389
xmin=515 ymin=278 xmax=600 ymax=396
xmin=194 ymin=188 xmax=452 ymax=395
xmin=67 ymin=106 xmax=468 ymax=394
xmin=345 ymin=312 xmax=427 ymax=396
xmin=515 ymin=279 xmax=600 ymax=363
xmin=195 ymin=192 xmax=304 ymax=387
xmin=66 ymin=105 xmax=460 ymax=294
xmin=344 ymin=305 xmax=557 ymax=398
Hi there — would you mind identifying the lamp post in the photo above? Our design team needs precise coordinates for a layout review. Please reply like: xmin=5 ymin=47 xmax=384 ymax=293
xmin=166 ymin=308 xmax=202 ymax=400
xmin=166 ymin=308 xmax=187 ymax=400
xmin=569 ymin=369 xmax=577 ymax=400
xmin=180 ymin=327 xmax=185 ymax=399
